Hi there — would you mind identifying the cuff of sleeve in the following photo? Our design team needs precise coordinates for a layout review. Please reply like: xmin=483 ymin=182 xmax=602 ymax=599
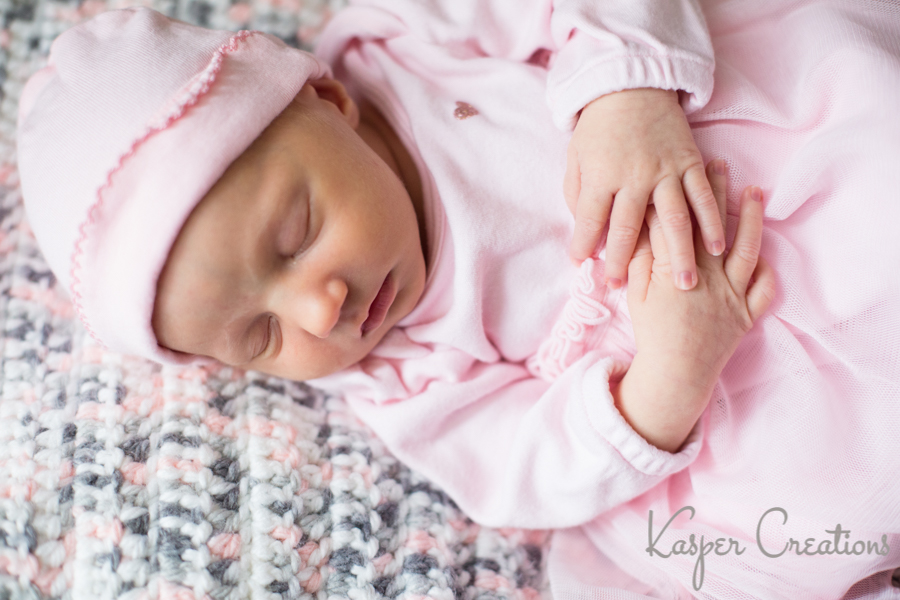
xmin=569 ymin=350 xmax=704 ymax=477
xmin=546 ymin=32 xmax=714 ymax=131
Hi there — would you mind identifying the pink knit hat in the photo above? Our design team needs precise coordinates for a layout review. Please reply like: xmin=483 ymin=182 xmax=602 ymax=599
xmin=15 ymin=7 xmax=332 ymax=365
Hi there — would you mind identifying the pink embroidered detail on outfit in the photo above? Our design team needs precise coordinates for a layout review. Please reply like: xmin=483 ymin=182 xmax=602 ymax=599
xmin=453 ymin=101 xmax=479 ymax=119
xmin=526 ymin=258 xmax=611 ymax=382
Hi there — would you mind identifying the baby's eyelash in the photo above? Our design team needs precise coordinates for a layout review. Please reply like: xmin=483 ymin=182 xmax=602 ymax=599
xmin=299 ymin=211 xmax=314 ymax=253
xmin=284 ymin=197 xmax=312 ymax=261
xmin=255 ymin=316 xmax=276 ymax=360
xmin=289 ymin=222 xmax=313 ymax=263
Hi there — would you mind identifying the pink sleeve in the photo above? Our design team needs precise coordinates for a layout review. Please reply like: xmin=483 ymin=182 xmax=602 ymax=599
xmin=546 ymin=0 xmax=715 ymax=130
xmin=326 ymin=0 xmax=715 ymax=130
xmin=325 ymin=0 xmax=714 ymax=132
xmin=312 ymin=337 xmax=704 ymax=529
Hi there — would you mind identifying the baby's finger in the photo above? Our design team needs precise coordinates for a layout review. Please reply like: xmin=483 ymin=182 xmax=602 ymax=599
xmin=653 ymin=175 xmax=697 ymax=290
xmin=604 ymin=188 xmax=652 ymax=289
xmin=745 ymin=256 xmax=776 ymax=323
xmin=683 ymin=163 xmax=726 ymax=257
xmin=627 ymin=221 xmax=653 ymax=301
xmin=645 ymin=204 xmax=672 ymax=271
xmin=706 ymin=160 xmax=728 ymax=233
xmin=724 ymin=186 xmax=765 ymax=294
xmin=694 ymin=160 xmax=729 ymax=270
xmin=569 ymin=190 xmax=614 ymax=265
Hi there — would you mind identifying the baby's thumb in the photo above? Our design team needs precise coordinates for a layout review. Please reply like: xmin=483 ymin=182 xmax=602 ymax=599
xmin=745 ymin=256 xmax=777 ymax=323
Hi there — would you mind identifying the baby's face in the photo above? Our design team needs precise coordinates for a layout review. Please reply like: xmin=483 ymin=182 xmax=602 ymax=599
xmin=152 ymin=77 xmax=428 ymax=381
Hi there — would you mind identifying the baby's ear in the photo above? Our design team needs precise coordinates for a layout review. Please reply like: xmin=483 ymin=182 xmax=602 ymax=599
xmin=307 ymin=77 xmax=360 ymax=129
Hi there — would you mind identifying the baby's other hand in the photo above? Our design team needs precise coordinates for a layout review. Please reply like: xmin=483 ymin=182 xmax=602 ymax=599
xmin=626 ymin=160 xmax=776 ymax=394
xmin=564 ymin=88 xmax=725 ymax=291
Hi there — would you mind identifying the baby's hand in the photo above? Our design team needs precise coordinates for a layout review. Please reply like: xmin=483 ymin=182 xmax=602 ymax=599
xmin=627 ymin=160 xmax=775 ymax=395
xmin=610 ymin=160 xmax=776 ymax=452
xmin=564 ymin=88 xmax=725 ymax=291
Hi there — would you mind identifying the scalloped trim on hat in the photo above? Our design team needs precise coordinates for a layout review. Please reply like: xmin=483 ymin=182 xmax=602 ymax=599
xmin=68 ymin=28 xmax=259 ymax=342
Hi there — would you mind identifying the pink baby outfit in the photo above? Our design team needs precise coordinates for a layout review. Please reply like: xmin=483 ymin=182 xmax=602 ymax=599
xmin=307 ymin=0 xmax=900 ymax=598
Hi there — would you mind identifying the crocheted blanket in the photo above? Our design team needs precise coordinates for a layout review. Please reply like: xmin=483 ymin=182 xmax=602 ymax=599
xmin=0 ymin=0 xmax=552 ymax=598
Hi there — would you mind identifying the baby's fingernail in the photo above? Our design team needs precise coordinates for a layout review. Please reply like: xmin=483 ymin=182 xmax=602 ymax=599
xmin=607 ymin=277 xmax=622 ymax=290
xmin=711 ymin=240 xmax=724 ymax=255
xmin=750 ymin=187 xmax=762 ymax=202
xmin=713 ymin=160 xmax=726 ymax=175
xmin=678 ymin=271 xmax=695 ymax=290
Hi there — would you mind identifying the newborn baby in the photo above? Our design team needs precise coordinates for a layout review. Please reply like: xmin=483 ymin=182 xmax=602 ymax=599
xmin=15 ymin=2 xmax=900 ymax=598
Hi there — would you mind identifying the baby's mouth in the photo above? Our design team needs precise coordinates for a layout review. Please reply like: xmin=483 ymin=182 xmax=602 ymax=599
xmin=361 ymin=272 xmax=396 ymax=336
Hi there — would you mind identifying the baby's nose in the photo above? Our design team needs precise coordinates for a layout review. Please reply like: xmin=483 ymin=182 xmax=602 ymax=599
xmin=275 ymin=276 xmax=348 ymax=339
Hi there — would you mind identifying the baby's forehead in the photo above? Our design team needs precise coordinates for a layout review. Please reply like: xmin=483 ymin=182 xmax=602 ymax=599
xmin=154 ymin=236 xmax=261 ymax=362
xmin=168 ymin=214 xmax=269 ymax=306
xmin=156 ymin=191 xmax=268 ymax=337
xmin=172 ymin=160 xmax=275 ymax=270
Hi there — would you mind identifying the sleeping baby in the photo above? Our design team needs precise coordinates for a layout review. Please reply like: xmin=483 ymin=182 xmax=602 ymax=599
xmin=15 ymin=1 xmax=900 ymax=598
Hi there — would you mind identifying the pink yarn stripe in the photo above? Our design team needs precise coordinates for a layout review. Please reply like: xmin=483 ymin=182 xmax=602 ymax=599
xmin=68 ymin=29 xmax=259 ymax=341
xmin=526 ymin=257 xmax=611 ymax=381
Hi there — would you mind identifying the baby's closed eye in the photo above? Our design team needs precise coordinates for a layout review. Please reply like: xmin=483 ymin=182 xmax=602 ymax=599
xmin=277 ymin=192 xmax=311 ymax=258
xmin=241 ymin=314 xmax=277 ymax=364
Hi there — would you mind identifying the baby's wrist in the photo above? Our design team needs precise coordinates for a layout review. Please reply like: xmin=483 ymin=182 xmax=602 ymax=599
xmin=582 ymin=87 xmax=679 ymax=115
xmin=611 ymin=352 xmax=716 ymax=453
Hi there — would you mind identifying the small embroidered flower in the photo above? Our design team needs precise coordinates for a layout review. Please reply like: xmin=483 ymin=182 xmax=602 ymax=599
xmin=453 ymin=101 xmax=479 ymax=120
